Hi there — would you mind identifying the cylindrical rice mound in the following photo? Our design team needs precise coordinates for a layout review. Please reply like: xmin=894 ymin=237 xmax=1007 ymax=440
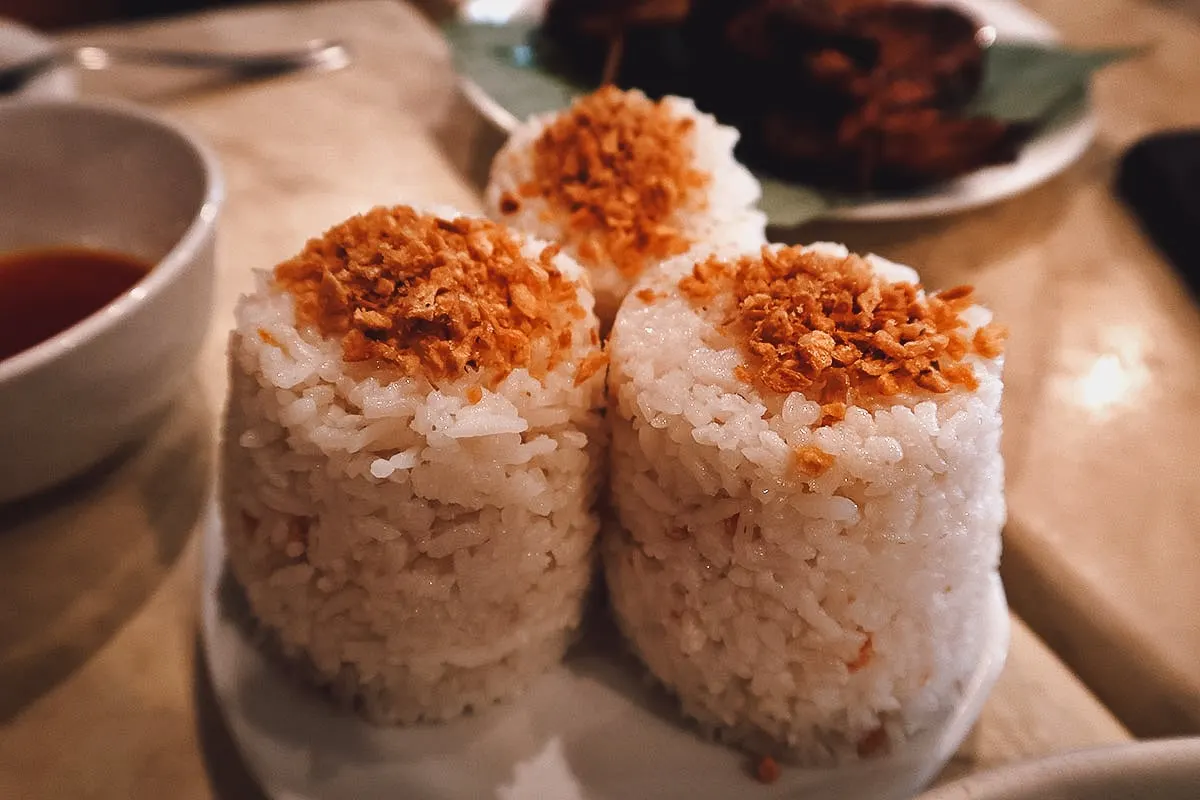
xmin=603 ymin=242 xmax=1005 ymax=763
xmin=221 ymin=206 xmax=608 ymax=724
xmin=485 ymin=87 xmax=767 ymax=326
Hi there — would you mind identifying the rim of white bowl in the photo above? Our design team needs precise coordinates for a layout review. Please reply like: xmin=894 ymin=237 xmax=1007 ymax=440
xmin=0 ymin=96 xmax=225 ymax=384
xmin=917 ymin=737 xmax=1200 ymax=800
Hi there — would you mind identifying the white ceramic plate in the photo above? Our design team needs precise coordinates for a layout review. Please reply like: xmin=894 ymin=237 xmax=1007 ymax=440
xmin=200 ymin=503 xmax=1010 ymax=800
xmin=918 ymin=738 xmax=1200 ymax=800
xmin=0 ymin=18 xmax=76 ymax=100
xmin=456 ymin=0 xmax=1095 ymax=223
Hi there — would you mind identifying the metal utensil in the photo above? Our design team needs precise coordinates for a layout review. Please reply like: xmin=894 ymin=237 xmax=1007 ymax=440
xmin=0 ymin=39 xmax=351 ymax=95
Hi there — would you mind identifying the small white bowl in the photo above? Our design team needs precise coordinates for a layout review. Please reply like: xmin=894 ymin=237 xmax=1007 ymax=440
xmin=0 ymin=98 xmax=223 ymax=503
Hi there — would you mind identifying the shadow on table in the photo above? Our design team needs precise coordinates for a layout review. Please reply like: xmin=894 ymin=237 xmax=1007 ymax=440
xmin=0 ymin=377 xmax=212 ymax=722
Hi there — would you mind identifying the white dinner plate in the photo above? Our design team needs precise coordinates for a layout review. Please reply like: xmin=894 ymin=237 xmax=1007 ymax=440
xmin=456 ymin=0 xmax=1095 ymax=223
xmin=0 ymin=18 xmax=76 ymax=101
xmin=200 ymin=501 xmax=1011 ymax=800
xmin=918 ymin=737 xmax=1200 ymax=800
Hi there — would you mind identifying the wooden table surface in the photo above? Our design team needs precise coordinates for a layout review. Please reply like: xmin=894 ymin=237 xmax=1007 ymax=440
xmin=9 ymin=0 xmax=1200 ymax=795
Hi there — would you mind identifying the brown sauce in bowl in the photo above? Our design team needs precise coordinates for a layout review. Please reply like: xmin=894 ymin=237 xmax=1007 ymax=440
xmin=0 ymin=247 xmax=151 ymax=363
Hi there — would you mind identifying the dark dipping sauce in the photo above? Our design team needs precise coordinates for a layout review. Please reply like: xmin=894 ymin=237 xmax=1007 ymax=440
xmin=0 ymin=247 xmax=151 ymax=363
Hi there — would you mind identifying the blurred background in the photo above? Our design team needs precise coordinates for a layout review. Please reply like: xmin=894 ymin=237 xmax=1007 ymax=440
xmin=0 ymin=0 xmax=246 ymax=30
xmin=5 ymin=0 xmax=1200 ymax=32
xmin=5 ymin=0 xmax=1199 ymax=33
xmin=0 ymin=0 xmax=465 ymax=29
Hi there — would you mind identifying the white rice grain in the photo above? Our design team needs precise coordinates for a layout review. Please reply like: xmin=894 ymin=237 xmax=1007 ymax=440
xmin=221 ymin=222 xmax=607 ymax=725
xmin=485 ymin=90 xmax=767 ymax=325
xmin=604 ymin=244 xmax=1005 ymax=763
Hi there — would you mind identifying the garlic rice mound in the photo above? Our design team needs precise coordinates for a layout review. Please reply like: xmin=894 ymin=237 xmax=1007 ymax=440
xmin=603 ymin=242 xmax=1006 ymax=762
xmin=221 ymin=205 xmax=608 ymax=724
xmin=486 ymin=86 xmax=766 ymax=327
